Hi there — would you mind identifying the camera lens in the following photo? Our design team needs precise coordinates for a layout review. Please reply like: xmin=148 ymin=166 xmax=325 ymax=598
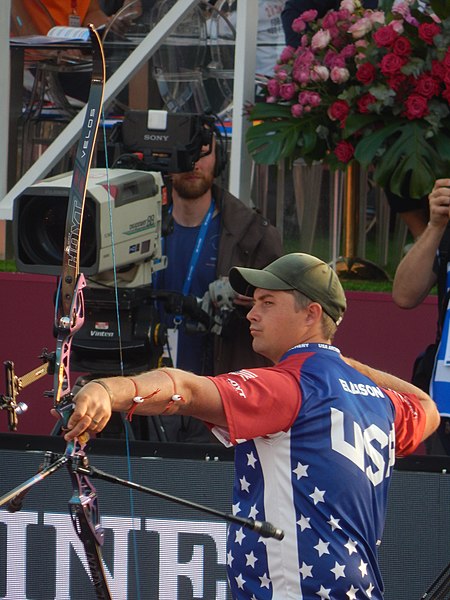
xmin=16 ymin=193 xmax=97 ymax=270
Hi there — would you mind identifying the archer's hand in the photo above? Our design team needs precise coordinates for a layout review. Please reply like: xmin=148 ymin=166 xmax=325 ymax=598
xmin=59 ymin=381 xmax=113 ymax=441
xmin=429 ymin=179 xmax=450 ymax=229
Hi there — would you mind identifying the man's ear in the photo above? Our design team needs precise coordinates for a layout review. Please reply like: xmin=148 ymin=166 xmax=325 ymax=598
xmin=305 ymin=302 xmax=323 ymax=325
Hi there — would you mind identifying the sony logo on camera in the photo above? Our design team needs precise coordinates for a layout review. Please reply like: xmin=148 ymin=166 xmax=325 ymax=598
xmin=143 ymin=134 xmax=170 ymax=142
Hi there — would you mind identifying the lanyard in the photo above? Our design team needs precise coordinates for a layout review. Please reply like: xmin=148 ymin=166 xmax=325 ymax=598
xmin=181 ymin=200 xmax=215 ymax=296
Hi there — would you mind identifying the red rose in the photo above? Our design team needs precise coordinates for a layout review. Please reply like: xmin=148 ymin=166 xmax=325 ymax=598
xmin=442 ymin=85 xmax=450 ymax=104
xmin=387 ymin=72 xmax=408 ymax=92
xmin=392 ymin=37 xmax=411 ymax=57
xmin=418 ymin=22 xmax=441 ymax=45
xmin=414 ymin=74 xmax=440 ymax=99
xmin=356 ymin=62 xmax=377 ymax=85
xmin=403 ymin=94 xmax=429 ymax=120
xmin=431 ymin=60 xmax=446 ymax=81
xmin=443 ymin=50 xmax=450 ymax=70
xmin=373 ymin=25 xmax=398 ymax=48
xmin=328 ymin=100 xmax=350 ymax=123
xmin=357 ymin=93 xmax=377 ymax=114
xmin=334 ymin=140 xmax=354 ymax=163
xmin=380 ymin=53 xmax=406 ymax=76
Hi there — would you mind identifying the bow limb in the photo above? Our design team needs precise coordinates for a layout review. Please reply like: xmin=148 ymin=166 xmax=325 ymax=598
xmin=52 ymin=26 xmax=112 ymax=599
xmin=54 ymin=25 xmax=105 ymax=410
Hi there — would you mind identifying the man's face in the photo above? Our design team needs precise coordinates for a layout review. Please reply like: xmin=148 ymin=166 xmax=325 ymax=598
xmin=246 ymin=288 xmax=312 ymax=363
xmin=171 ymin=139 xmax=216 ymax=200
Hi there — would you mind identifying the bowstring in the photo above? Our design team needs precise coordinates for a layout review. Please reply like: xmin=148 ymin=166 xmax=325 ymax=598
xmin=100 ymin=111 xmax=142 ymax=598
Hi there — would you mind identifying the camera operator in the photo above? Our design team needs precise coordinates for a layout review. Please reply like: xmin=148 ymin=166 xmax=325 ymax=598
xmin=149 ymin=130 xmax=283 ymax=443
xmin=154 ymin=132 xmax=283 ymax=378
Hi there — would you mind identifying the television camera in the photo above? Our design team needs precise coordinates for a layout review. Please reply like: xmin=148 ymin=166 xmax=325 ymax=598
xmin=3 ymin=111 xmax=234 ymax=437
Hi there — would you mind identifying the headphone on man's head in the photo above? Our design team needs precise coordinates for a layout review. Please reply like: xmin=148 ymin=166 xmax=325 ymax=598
xmin=211 ymin=123 xmax=228 ymax=179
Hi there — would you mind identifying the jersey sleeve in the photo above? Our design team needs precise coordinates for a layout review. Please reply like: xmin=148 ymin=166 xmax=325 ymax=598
xmin=207 ymin=366 xmax=301 ymax=445
xmin=384 ymin=388 xmax=427 ymax=456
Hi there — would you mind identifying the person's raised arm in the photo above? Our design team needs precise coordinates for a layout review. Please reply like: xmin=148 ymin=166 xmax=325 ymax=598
xmin=392 ymin=179 xmax=450 ymax=308
xmin=343 ymin=356 xmax=440 ymax=441
xmin=63 ymin=368 xmax=226 ymax=441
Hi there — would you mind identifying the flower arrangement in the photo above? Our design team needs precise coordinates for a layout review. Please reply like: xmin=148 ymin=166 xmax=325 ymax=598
xmin=246 ymin=0 xmax=450 ymax=199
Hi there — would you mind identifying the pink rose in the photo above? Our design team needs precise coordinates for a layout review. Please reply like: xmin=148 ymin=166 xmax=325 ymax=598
xmin=367 ymin=11 xmax=385 ymax=26
xmin=340 ymin=44 xmax=356 ymax=59
xmin=279 ymin=47 xmax=295 ymax=63
xmin=403 ymin=94 xmax=429 ymax=120
xmin=348 ymin=17 xmax=373 ymax=40
xmin=322 ymin=12 xmax=340 ymax=29
xmin=392 ymin=3 xmax=410 ymax=19
xmin=340 ymin=0 xmax=355 ymax=12
xmin=311 ymin=29 xmax=331 ymax=50
xmin=298 ymin=91 xmax=311 ymax=105
xmin=309 ymin=92 xmax=321 ymax=107
xmin=300 ymin=9 xmax=318 ymax=22
xmin=292 ymin=17 xmax=307 ymax=33
xmin=291 ymin=104 xmax=304 ymax=118
xmin=391 ymin=20 xmax=405 ymax=34
xmin=330 ymin=67 xmax=350 ymax=84
xmin=267 ymin=79 xmax=280 ymax=97
xmin=334 ymin=140 xmax=355 ymax=163
xmin=311 ymin=65 xmax=329 ymax=82
xmin=292 ymin=67 xmax=310 ymax=84
xmin=279 ymin=83 xmax=297 ymax=100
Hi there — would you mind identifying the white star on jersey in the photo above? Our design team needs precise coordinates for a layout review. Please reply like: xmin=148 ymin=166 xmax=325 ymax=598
xmin=227 ymin=550 xmax=234 ymax=567
xmin=249 ymin=504 xmax=259 ymax=519
xmin=331 ymin=561 xmax=346 ymax=580
xmin=245 ymin=551 xmax=258 ymax=568
xmin=328 ymin=515 xmax=341 ymax=531
xmin=346 ymin=584 xmax=359 ymax=599
xmin=345 ymin=538 xmax=358 ymax=555
xmin=314 ymin=539 xmax=330 ymax=557
xmin=293 ymin=461 xmax=309 ymax=479
xmin=240 ymin=475 xmax=250 ymax=493
xmin=247 ymin=451 xmax=257 ymax=468
xmin=316 ymin=584 xmax=331 ymax=599
xmin=297 ymin=514 xmax=312 ymax=531
xmin=299 ymin=562 xmax=313 ymax=579
xmin=359 ymin=559 xmax=368 ymax=577
xmin=235 ymin=527 xmax=246 ymax=545
xmin=235 ymin=573 xmax=245 ymax=589
xmin=310 ymin=487 xmax=326 ymax=505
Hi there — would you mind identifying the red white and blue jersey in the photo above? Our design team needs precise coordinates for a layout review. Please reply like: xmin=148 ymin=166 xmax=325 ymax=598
xmin=209 ymin=343 xmax=426 ymax=600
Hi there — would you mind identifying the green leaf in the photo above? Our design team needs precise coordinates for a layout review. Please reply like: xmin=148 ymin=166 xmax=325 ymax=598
xmin=344 ymin=114 xmax=383 ymax=138
xmin=246 ymin=114 xmax=328 ymax=165
xmin=351 ymin=121 xmax=402 ymax=166
xmin=368 ymin=121 xmax=449 ymax=198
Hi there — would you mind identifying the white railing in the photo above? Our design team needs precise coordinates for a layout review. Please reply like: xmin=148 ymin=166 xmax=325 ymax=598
xmin=0 ymin=0 xmax=257 ymax=222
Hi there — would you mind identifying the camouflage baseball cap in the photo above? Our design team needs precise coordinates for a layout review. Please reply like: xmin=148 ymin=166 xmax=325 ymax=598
xmin=229 ymin=253 xmax=346 ymax=325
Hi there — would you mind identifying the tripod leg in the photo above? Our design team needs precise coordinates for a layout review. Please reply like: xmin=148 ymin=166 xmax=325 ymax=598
xmin=0 ymin=453 xmax=68 ymax=509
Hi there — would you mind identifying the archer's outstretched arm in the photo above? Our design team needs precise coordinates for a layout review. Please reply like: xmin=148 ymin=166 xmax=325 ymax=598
xmin=63 ymin=368 xmax=226 ymax=441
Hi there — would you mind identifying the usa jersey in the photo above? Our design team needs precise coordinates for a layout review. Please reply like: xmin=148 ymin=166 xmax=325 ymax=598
xmin=209 ymin=344 xmax=425 ymax=600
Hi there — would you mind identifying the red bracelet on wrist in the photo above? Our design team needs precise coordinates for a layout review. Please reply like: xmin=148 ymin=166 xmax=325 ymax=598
xmin=126 ymin=379 xmax=160 ymax=422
